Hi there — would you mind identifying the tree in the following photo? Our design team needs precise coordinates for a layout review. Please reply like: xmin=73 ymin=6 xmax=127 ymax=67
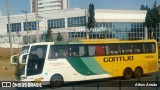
xmin=145 ymin=0 xmax=160 ymax=39
xmin=56 ymin=32 xmax=63 ymax=41
xmin=87 ymin=3 xmax=96 ymax=39
xmin=140 ymin=5 xmax=150 ymax=10
xmin=140 ymin=1 xmax=160 ymax=39
xmin=45 ymin=28 xmax=53 ymax=42
xmin=140 ymin=4 xmax=145 ymax=10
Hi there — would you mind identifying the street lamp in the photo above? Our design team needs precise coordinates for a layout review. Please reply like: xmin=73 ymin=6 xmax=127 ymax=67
xmin=22 ymin=10 xmax=29 ymax=44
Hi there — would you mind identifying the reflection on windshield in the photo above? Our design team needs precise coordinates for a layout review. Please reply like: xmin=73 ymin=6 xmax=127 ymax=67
xmin=20 ymin=46 xmax=29 ymax=54
xmin=27 ymin=45 xmax=47 ymax=76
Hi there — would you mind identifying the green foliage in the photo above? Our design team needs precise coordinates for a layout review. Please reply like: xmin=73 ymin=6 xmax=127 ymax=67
xmin=140 ymin=1 xmax=160 ymax=39
xmin=88 ymin=3 xmax=96 ymax=29
xmin=56 ymin=32 xmax=63 ymax=41
xmin=140 ymin=4 xmax=150 ymax=10
xmin=45 ymin=28 xmax=53 ymax=42
xmin=87 ymin=3 xmax=96 ymax=39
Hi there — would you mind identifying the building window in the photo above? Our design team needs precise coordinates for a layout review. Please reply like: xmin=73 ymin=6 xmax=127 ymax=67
xmin=67 ymin=16 xmax=86 ymax=27
xmin=95 ymin=22 xmax=145 ymax=40
xmin=48 ymin=18 xmax=65 ymax=29
xmin=23 ymin=21 xmax=36 ymax=31
xmin=7 ymin=23 xmax=21 ymax=32
xmin=68 ymin=32 xmax=86 ymax=38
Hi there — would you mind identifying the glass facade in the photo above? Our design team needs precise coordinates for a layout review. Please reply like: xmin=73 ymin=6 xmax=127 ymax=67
xmin=92 ymin=22 xmax=145 ymax=40
xmin=7 ymin=23 xmax=21 ymax=32
xmin=23 ymin=21 xmax=37 ymax=31
xmin=67 ymin=16 xmax=86 ymax=27
xmin=48 ymin=18 xmax=65 ymax=29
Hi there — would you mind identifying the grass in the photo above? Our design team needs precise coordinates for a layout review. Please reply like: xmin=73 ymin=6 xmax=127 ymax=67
xmin=0 ymin=58 xmax=15 ymax=81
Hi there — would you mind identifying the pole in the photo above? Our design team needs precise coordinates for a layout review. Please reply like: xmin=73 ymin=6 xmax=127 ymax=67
xmin=22 ymin=11 xmax=29 ymax=44
xmin=6 ymin=0 xmax=13 ymax=56
xmin=35 ymin=0 xmax=39 ymax=42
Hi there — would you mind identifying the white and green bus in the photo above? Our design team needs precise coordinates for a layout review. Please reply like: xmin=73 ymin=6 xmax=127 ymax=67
xmin=10 ymin=39 xmax=158 ymax=86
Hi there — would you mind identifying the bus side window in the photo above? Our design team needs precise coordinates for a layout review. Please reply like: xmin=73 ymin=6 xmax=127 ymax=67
xmin=48 ymin=45 xmax=68 ymax=59
xmin=95 ymin=45 xmax=105 ymax=56
xmin=79 ymin=46 xmax=88 ymax=56
xmin=88 ymin=46 xmax=96 ymax=56
xmin=108 ymin=44 xmax=120 ymax=55
xmin=69 ymin=45 xmax=79 ymax=57
xmin=48 ymin=46 xmax=58 ymax=59
xmin=145 ymin=43 xmax=155 ymax=53
xmin=121 ymin=44 xmax=133 ymax=54
xmin=134 ymin=43 xmax=144 ymax=53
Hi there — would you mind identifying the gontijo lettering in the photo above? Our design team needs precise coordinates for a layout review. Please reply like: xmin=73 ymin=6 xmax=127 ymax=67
xmin=104 ymin=56 xmax=134 ymax=62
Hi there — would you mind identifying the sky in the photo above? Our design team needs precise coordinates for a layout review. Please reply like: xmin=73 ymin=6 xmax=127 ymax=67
xmin=0 ymin=0 xmax=160 ymax=16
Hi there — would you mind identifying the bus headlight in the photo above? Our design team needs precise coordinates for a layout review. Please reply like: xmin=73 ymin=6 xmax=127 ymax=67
xmin=34 ymin=77 xmax=44 ymax=83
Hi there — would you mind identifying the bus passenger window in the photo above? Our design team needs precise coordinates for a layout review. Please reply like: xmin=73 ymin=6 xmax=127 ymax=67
xmin=145 ymin=43 xmax=155 ymax=53
xmin=108 ymin=44 xmax=120 ymax=55
xmin=69 ymin=45 xmax=79 ymax=57
xmin=121 ymin=44 xmax=133 ymax=54
xmin=88 ymin=46 xmax=96 ymax=56
xmin=95 ymin=46 xmax=105 ymax=56
xmin=55 ymin=53 xmax=58 ymax=57
xmin=48 ymin=45 xmax=68 ymax=59
xmin=79 ymin=46 xmax=88 ymax=56
xmin=134 ymin=44 xmax=144 ymax=53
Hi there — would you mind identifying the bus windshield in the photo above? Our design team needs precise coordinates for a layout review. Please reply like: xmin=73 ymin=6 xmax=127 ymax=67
xmin=27 ymin=45 xmax=47 ymax=76
xmin=20 ymin=46 xmax=29 ymax=54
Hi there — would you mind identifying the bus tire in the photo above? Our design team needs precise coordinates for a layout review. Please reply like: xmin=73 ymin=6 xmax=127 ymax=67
xmin=50 ymin=74 xmax=64 ymax=87
xmin=123 ymin=67 xmax=133 ymax=79
xmin=133 ymin=67 xmax=143 ymax=78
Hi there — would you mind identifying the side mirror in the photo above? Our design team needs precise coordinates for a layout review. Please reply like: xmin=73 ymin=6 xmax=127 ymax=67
xmin=19 ymin=54 xmax=29 ymax=65
xmin=10 ymin=54 xmax=19 ymax=65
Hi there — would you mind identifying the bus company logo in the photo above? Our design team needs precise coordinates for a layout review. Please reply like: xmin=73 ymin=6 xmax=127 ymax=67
xmin=104 ymin=56 xmax=134 ymax=62
xmin=2 ymin=82 xmax=12 ymax=87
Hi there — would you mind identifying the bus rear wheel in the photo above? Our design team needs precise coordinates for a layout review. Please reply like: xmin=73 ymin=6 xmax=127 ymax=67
xmin=123 ymin=67 xmax=133 ymax=79
xmin=133 ymin=67 xmax=143 ymax=78
xmin=50 ymin=74 xmax=64 ymax=87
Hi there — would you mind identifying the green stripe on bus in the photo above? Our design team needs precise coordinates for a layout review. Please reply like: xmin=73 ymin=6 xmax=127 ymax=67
xmin=81 ymin=57 xmax=108 ymax=74
xmin=54 ymin=42 xmax=69 ymax=45
xmin=66 ymin=57 xmax=96 ymax=76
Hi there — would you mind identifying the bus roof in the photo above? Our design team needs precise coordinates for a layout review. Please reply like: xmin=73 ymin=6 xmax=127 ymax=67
xmin=27 ymin=39 xmax=157 ymax=46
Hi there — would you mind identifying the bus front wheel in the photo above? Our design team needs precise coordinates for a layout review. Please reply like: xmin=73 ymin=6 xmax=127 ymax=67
xmin=133 ymin=67 xmax=143 ymax=78
xmin=123 ymin=67 xmax=133 ymax=79
xmin=50 ymin=74 xmax=64 ymax=87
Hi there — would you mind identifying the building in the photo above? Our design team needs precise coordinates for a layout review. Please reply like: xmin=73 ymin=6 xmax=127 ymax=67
xmin=30 ymin=0 xmax=69 ymax=13
xmin=1 ymin=8 xmax=160 ymax=47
